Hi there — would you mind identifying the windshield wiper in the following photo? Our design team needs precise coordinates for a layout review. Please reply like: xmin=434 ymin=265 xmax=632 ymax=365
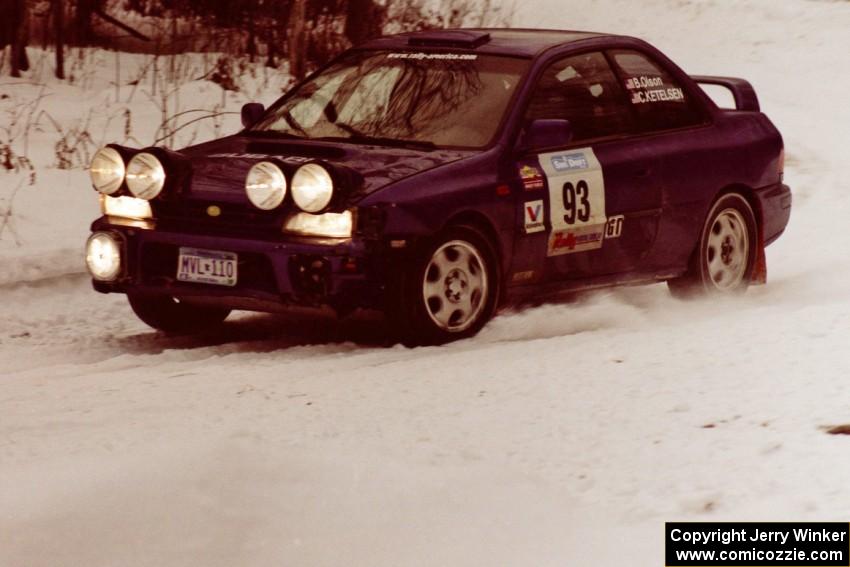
xmin=322 ymin=123 xmax=437 ymax=151
xmin=282 ymin=109 xmax=308 ymax=136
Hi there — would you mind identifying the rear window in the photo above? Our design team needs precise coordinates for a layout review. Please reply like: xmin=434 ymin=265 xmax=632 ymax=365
xmin=610 ymin=50 xmax=704 ymax=132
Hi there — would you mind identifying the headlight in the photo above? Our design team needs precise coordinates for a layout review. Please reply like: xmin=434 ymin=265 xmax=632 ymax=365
xmin=85 ymin=232 xmax=122 ymax=281
xmin=283 ymin=210 xmax=353 ymax=238
xmin=102 ymin=195 xmax=153 ymax=220
xmin=126 ymin=152 xmax=166 ymax=200
xmin=90 ymin=146 xmax=125 ymax=195
xmin=245 ymin=161 xmax=287 ymax=210
xmin=292 ymin=163 xmax=334 ymax=213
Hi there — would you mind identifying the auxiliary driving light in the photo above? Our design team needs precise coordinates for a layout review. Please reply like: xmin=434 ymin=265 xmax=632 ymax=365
xmin=292 ymin=163 xmax=334 ymax=213
xmin=245 ymin=161 xmax=287 ymax=210
xmin=85 ymin=232 xmax=122 ymax=281
xmin=126 ymin=152 xmax=166 ymax=200
xmin=90 ymin=146 xmax=125 ymax=195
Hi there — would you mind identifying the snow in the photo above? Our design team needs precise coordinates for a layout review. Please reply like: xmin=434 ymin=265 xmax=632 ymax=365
xmin=0 ymin=48 xmax=290 ymax=284
xmin=2 ymin=0 xmax=850 ymax=565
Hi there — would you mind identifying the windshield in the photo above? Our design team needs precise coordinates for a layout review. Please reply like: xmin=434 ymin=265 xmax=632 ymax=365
xmin=251 ymin=50 xmax=529 ymax=149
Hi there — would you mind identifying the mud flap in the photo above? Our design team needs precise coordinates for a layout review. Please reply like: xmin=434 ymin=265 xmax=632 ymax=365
xmin=750 ymin=225 xmax=767 ymax=285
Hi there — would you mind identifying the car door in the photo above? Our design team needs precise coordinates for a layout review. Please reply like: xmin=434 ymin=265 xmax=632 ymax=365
xmin=605 ymin=48 xmax=716 ymax=272
xmin=511 ymin=51 xmax=663 ymax=285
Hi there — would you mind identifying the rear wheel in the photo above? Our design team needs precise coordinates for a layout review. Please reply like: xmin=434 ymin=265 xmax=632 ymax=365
xmin=127 ymin=293 xmax=231 ymax=334
xmin=668 ymin=193 xmax=757 ymax=297
xmin=389 ymin=225 xmax=499 ymax=346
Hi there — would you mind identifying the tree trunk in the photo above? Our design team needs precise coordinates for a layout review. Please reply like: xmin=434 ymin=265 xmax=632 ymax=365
xmin=74 ymin=0 xmax=100 ymax=45
xmin=0 ymin=0 xmax=12 ymax=50
xmin=10 ymin=0 xmax=29 ymax=77
xmin=345 ymin=0 xmax=377 ymax=45
xmin=287 ymin=0 xmax=307 ymax=80
xmin=54 ymin=0 xmax=65 ymax=79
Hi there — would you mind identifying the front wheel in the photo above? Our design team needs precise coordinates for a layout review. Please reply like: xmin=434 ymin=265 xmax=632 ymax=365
xmin=668 ymin=192 xmax=757 ymax=297
xmin=388 ymin=225 xmax=499 ymax=346
xmin=127 ymin=293 xmax=231 ymax=334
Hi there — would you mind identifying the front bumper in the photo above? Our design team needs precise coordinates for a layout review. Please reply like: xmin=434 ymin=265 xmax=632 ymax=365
xmin=90 ymin=217 xmax=385 ymax=313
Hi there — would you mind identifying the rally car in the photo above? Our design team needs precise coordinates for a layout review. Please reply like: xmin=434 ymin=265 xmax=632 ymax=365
xmin=85 ymin=28 xmax=791 ymax=344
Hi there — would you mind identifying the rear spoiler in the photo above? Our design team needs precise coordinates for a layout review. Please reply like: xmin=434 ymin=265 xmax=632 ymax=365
xmin=691 ymin=75 xmax=760 ymax=112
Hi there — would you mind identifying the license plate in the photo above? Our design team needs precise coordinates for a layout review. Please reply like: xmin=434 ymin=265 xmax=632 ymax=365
xmin=176 ymin=247 xmax=237 ymax=287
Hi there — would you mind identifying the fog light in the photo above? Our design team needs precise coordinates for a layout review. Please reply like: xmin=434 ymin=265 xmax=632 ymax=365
xmin=85 ymin=232 xmax=122 ymax=281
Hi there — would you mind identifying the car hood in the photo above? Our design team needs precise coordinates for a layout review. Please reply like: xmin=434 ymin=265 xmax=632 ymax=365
xmin=179 ymin=135 xmax=475 ymax=204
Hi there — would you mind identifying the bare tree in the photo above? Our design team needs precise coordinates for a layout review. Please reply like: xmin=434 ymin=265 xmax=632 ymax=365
xmin=288 ymin=0 xmax=307 ymax=80
xmin=345 ymin=0 xmax=381 ymax=46
xmin=74 ymin=0 xmax=102 ymax=45
xmin=53 ymin=0 xmax=65 ymax=79
xmin=5 ymin=0 xmax=30 ymax=77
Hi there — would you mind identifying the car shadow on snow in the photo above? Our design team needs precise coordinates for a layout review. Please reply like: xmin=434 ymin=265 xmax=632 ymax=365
xmin=112 ymin=308 xmax=394 ymax=355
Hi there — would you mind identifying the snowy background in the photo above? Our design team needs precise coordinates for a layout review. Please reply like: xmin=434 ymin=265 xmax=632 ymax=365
xmin=2 ymin=0 xmax=850 ymax=565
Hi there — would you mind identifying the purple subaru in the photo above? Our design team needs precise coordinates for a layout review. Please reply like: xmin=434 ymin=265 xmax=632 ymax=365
xmin=85 ymin=29 xmax=791 ymax=344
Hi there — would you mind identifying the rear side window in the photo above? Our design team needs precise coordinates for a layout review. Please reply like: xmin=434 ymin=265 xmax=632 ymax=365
xmin=610 ymin=50 xmax=704 ymax=132
xmin=524 ymin=51 xmax=633 ymax=143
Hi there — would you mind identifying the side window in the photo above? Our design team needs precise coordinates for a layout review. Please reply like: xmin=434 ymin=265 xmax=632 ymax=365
xmin=610 ymin=50 xmax=704 ymax=132
xmin=524 ymin=51 xmax=633 ymax=143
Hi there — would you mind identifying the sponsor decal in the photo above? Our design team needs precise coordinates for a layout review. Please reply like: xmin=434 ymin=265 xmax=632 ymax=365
xmin=524 ymin=200 xmax=545 ymax=234
xmin=206 ymin=153 xmax=312 ymax=164
xmin=387 ymin=52 xmax=478 ymax=61
xmin=519 ymin=164 xmax=545 ymax=190
xmin=539 ymin=148 xmax=608 ymax=256
xmin=551 ymin=153 xmax=589 ymax=172
xmin=605 ymin=215 xmax=624 ymax=239
xmin=512 ymin=270 xmax=536 ymax=282
xmin=549 ymin=227 xmax=604 ymax=255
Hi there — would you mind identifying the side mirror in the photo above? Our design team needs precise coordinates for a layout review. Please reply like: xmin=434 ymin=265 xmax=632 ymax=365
xmin=241 ymin=102 xmax=265 ymax=128
xmin=520 ymin=119 xmax=574 ymax=152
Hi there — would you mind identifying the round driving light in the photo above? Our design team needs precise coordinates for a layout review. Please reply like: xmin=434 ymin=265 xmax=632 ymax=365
xmin=85 ymin=232 xmax=122 ymax=281
xmin=245 ymin=161 xmax=287 ymax=210
xmin=292 ymin=163 xmax=334 ymax=213
xmin=90 ymin=146 xmax=125 ymax=195
xmin=126 ymin=152 xmax=166 ymax=200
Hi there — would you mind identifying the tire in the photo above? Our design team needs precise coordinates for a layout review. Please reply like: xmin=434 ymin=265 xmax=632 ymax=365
xmin=668 ymin=192 xmax=757 ymax=298
xmin=127 ymin=293 xmax=231 ymax=334
xmin=388 ymin=225 xmax=500 ymax=346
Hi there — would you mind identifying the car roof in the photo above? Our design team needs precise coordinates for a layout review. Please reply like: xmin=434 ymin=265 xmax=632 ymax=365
xmin=358 ymin=28 xmax=624 ymax=58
